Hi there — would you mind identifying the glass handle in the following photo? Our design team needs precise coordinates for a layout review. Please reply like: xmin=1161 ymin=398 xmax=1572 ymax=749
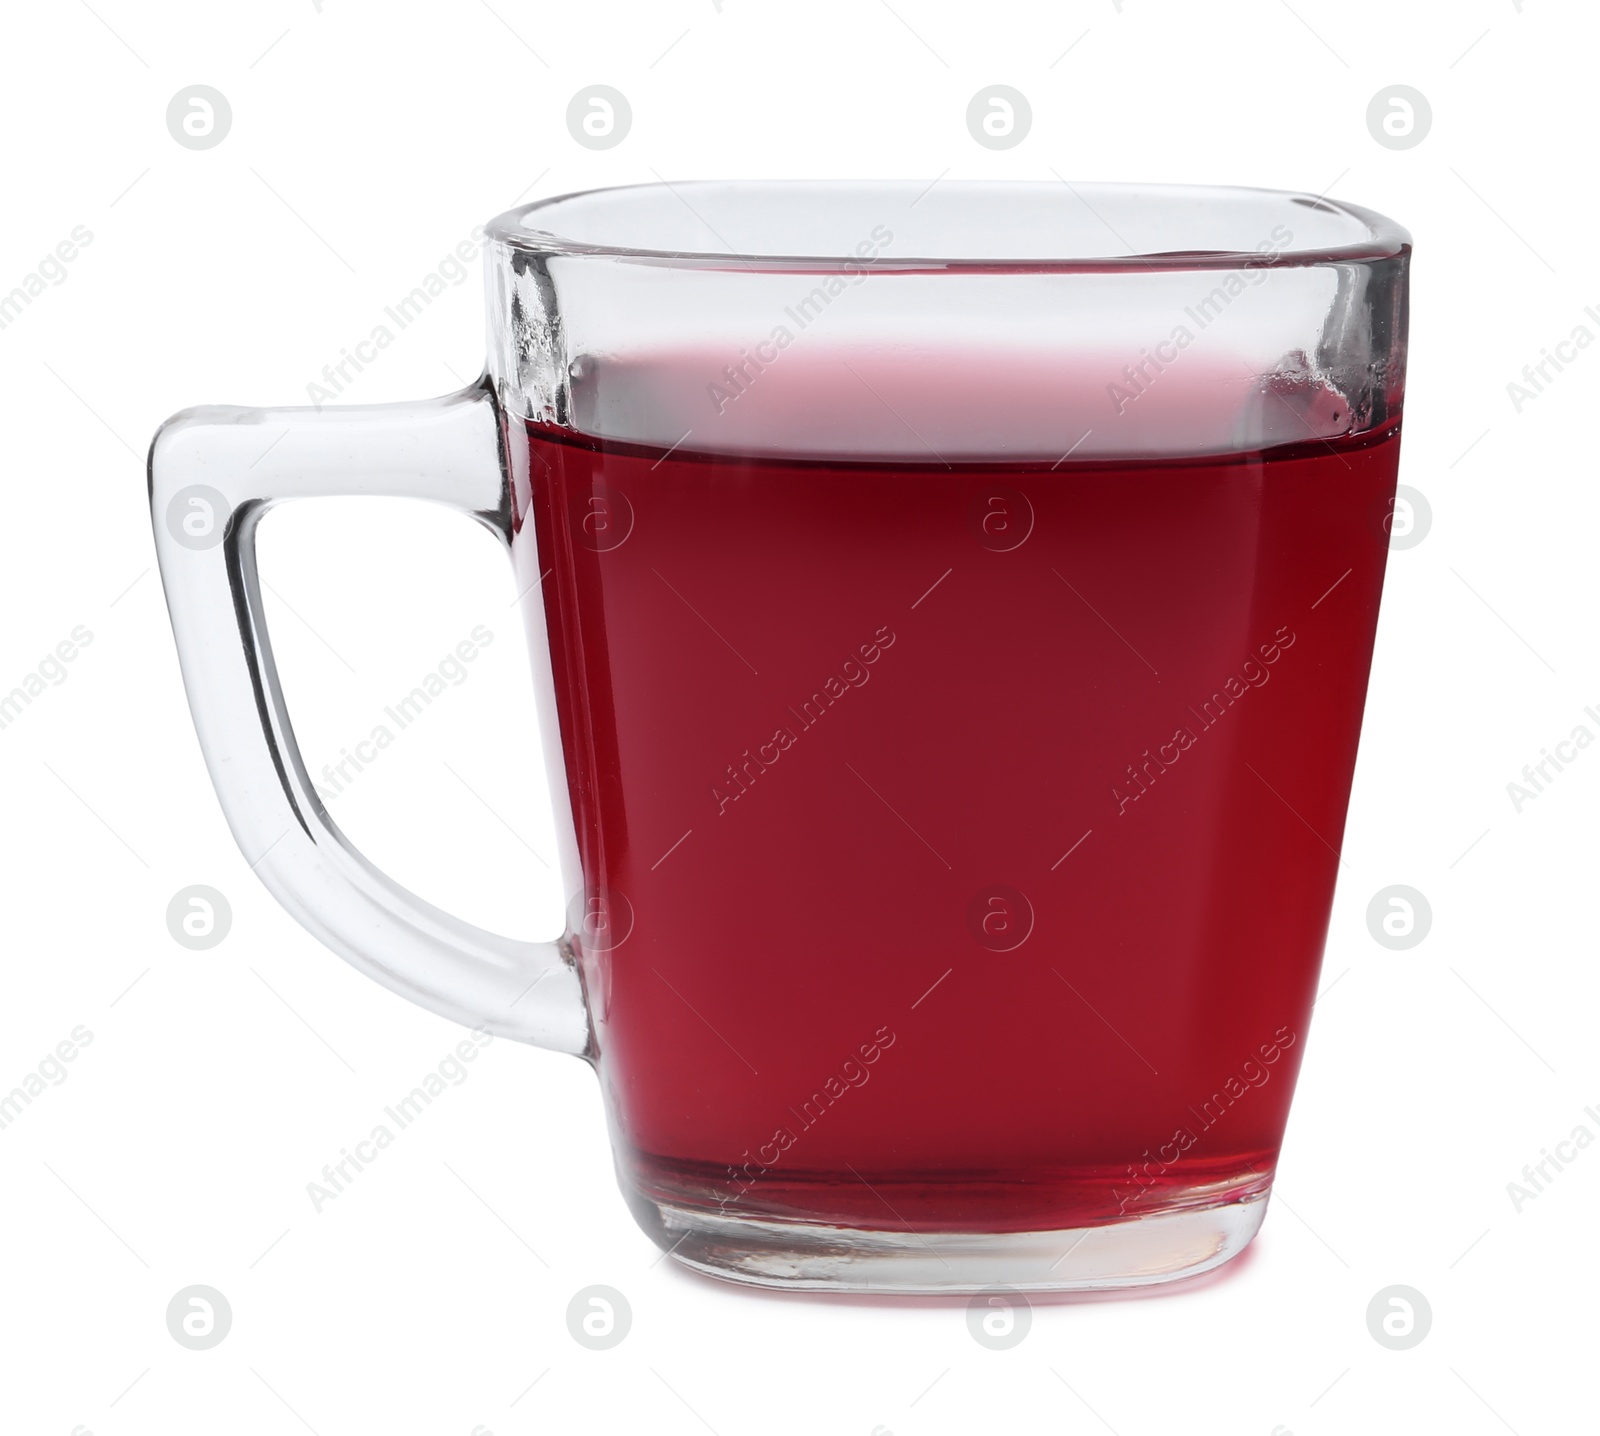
xmin=148 ymin=379 xmax=589 ymax=1055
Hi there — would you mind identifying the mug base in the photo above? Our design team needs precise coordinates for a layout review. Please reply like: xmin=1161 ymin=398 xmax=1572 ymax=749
xmin=638 ymin=1187 xmax=1270 ymax=1294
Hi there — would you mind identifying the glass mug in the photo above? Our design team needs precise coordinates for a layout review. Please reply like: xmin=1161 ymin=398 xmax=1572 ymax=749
xmin=149 ymin=182 xmax=1410 ymax=1293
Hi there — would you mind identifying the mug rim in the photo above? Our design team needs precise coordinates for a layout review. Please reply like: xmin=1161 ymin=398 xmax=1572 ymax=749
xmin=485 ymin=179 xmax=1411 ymax=273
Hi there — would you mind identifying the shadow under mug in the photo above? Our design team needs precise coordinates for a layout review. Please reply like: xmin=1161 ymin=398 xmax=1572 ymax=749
xmin=150 ymin=181 xmax=1410 ymax=1293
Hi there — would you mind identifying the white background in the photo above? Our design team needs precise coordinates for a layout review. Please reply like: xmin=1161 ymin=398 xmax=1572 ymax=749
xmin=1 ymin=1 xmax=1595 ymax=1433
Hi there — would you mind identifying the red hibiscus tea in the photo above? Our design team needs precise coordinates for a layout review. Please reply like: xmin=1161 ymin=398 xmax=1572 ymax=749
xmin=519 ymin=407 xmax=1400 ymax=1237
